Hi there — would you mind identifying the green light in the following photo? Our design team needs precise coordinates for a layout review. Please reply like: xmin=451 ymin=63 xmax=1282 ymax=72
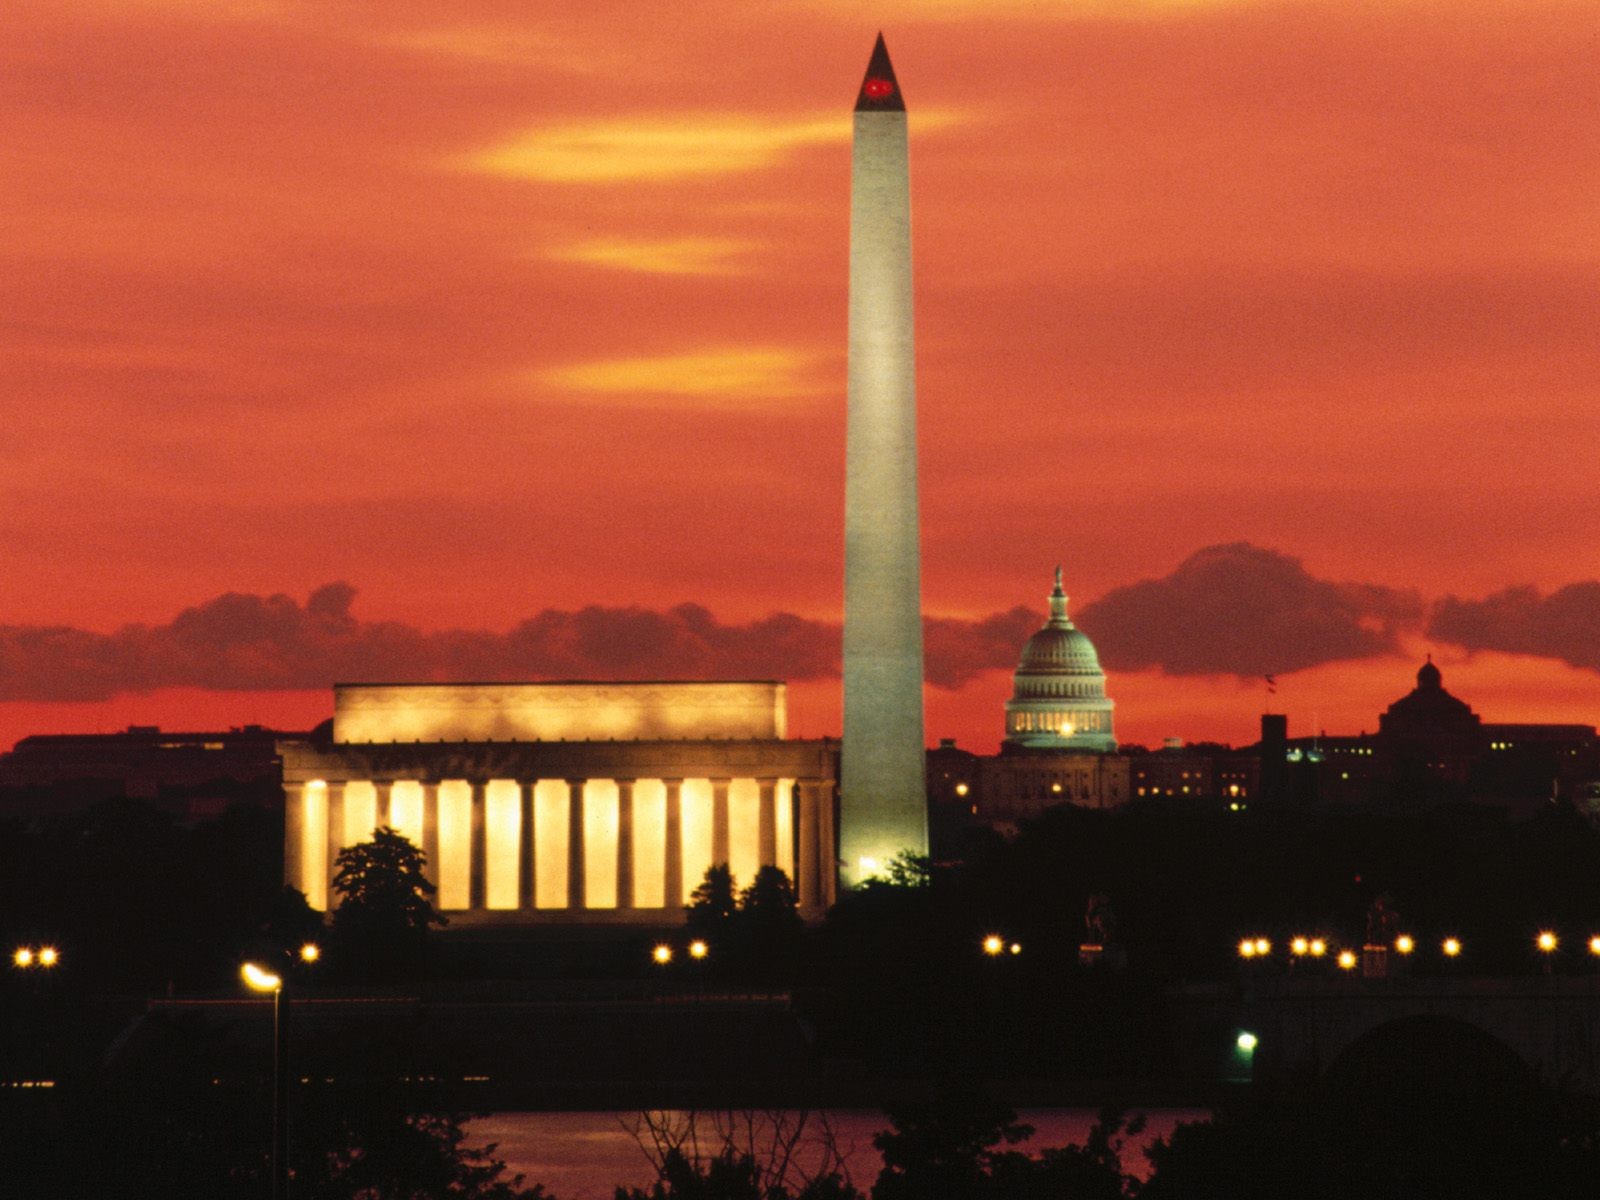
xmin=1236 ymin=1031 xmax=1258 ymax=1052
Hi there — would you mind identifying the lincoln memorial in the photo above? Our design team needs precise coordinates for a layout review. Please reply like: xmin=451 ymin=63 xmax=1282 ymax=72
xmin=281 ymin=681 xmax=839 ymax=925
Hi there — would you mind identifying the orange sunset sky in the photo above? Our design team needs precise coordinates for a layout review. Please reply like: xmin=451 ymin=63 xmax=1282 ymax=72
xmin=4 ymin=0 xmax=1599 ymax=754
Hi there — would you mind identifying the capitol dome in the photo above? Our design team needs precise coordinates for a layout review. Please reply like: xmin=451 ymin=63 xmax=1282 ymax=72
xmin=1003 ymin=567 xmax=1116 ymax=751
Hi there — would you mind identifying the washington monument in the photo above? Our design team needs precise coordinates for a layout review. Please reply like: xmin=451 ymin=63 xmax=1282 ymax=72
xmin=840 ymin=34 xmax=930 ymax=885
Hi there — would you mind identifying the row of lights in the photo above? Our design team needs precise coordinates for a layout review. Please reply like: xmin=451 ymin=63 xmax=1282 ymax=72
xmin=982 ymin=934 xmax=1023 ymax=957
xmin=1239 ymin=931 xmax=1600 ymax=965
xmin=12 ymin=946 xmax=60 ymax=969
xmin=651 ymin=939 xmax=709 ymax=965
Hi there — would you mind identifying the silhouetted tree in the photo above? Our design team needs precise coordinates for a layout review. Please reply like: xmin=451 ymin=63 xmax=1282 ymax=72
xmin=871 ymin=1088 xmax=1034 ymax=1200
xmin=686 ymin=864 xmax=738 ymax=936
xmin=259 ymin=885 xmax=325 ymax=953
xmin=331 ymin=826 xmax=443 ymax=981
xmin=739 ymin=865 xmax=802 ymax=980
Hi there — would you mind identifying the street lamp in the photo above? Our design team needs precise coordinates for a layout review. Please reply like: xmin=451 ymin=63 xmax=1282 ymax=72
xmin=983 ymin=934 xmax=1005 ymax=957
xmin=1337 ymin=950 xmax=1358 ymax=971
xmin=1588 ymin=936 xmax=1600 ymax=959
xmin=1537 ymin=931 xmax=1558 ymax=954
xmin=1442 ymin=937 xmax=1462 ymax=958
xmin=651 ymin=943 xmax=674 ymax=965
xmin=241 ymin=961 xmax=289 ymax=1200
xmin=1394 ymin=935 xmax=1414 ymax=956
xmin=242 ymin=943 xmax=319 ymax=1200
xmin=13 ymin=947 xmax=34 ymax=969
xmin=688 ymin=940 xmax=709 ymax=961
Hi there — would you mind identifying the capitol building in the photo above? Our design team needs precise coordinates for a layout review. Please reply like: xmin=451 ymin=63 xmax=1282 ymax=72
xmin=1003 ymin=567 xmax=1116 ymax=753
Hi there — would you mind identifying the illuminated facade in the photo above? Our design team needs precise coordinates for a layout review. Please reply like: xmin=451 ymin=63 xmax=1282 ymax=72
xmin=840 ymin=34 xmax=931 ymax=885
xmin=1003 ymin=568 xmax=1116 ymax=752
xmin=282 ymin=682 xmax=838 ymax=925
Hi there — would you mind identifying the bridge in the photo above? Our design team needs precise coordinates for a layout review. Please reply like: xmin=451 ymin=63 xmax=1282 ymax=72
xmin=1177 ymin=976 xmax=1600 ymax=1095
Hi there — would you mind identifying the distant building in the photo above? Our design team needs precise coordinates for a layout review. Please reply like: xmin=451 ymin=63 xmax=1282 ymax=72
xmin=1002 ymin=568 xmax=1116 ymax=752
xmin=1263 ymin=659 xmax=1599 ymax=812
xmin=281 ymin=681 xmax=838 ymax=926
xmin=1129 ymin=740 xmax=1257 ymax=806
xmin=930 ymin=570 xmax=1128 ymax=838
xmin=0 ymin=724 xmax=293 ymax=821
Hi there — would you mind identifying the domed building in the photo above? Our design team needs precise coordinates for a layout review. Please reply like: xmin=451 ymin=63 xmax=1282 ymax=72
xmin=1003 ymin=568 xmax=1116 ymax=752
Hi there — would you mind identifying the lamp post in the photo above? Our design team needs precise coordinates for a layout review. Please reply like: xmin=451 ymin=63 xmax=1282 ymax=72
xmin=242 ymin=943 xmax=320 ymax=1200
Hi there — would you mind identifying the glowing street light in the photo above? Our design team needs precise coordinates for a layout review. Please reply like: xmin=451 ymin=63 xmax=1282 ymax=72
xmin=1309 ymin=939 xmax=1327 ymax=958
xmin=241 ymin=950 xmax=317 ymax=1200
xmin=1254 ymin=938 xmax=1271 ymax=957
xmin=1588 ymin=936 xmax=1600 ymax=958
xmin=1537 ymin=931 xmax=1558 ymax=954
xmin=983 ymin=934 xmax=1005 ymax=957
xmin=1442 ymin=937 xmax=1462 ymax=958
xmin=12 ymin=945 xmax=59 ymax=969
xmin=1008 ymin=942 xmax=1022 ymax=956
xmin=1237 ymin=939 xmax=1257 ymax=959
xmin=651 ymin=944 xmax=673 ymax=965
xmin=1290 ymin=937 xmax=1309 ymax=957
xmin=1236 ymin=1031 xmax=1259 ymax=1052
xmin=688 ymin=940 xmax=709 ymax=961
xmin=1394 ymin=935 xmax=1415 ymax=956
xmin=241 ymin=962 xmax=283 ymax=992
xmin=1337 ymin=950 xmax=1358 ymax=971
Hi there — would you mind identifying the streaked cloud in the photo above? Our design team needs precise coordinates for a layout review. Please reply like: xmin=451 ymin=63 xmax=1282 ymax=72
xmin=469 ymin=109 xmax=963 ymax=183
xmin=469 ymin=114 xmax=844 ymax=183
xmin=546 ymin=236 xmax=760 ymax=276
xmin=386 ymin=26 xmax=578 ymax=66
xmin=796 ymin=0 xmax=1265 ymax=15
xmin=537 ymin=346 xmax=828 ymax=406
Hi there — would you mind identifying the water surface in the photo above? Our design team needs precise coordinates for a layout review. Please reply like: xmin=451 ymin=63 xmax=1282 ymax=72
xmin=472 ymin=1107 xmax=1209 ymax=1198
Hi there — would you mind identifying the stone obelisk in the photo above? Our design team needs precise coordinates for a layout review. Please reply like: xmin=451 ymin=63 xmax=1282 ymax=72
xmin=840 ymin=33 xmax=929 ymax=886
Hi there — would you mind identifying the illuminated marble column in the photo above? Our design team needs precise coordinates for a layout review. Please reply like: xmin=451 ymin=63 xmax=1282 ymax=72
xmin=325 ymin=782 xmax=347 ymax=908
xmin=757 ymin=779 xmax=777 ymax=869
xmin=797 ymin=779 xmax=821 ymax=912
xmin=518 ymin=781 xmax=535 ymax=909
xmin=616 ymin=778 xmax=636 ymax=911
xmin=469 ymin=780 xmax=487 ymax=911
xmin=566 ymin=779 xmax=587 ymax=910
xmin=663 ymin=778 xmax=684 ymax=910
xmin=841 ymin=34 xmax=930 ymax=886
xmin=421 ymin=782 xmax=440 ymax=892
xmin=372 ymin=780 xmax=391 ymax=834
xmin=283 ymin=782 xmax=305 ymax=892
xmin=711 ymin=777 xmax=731 ymax=867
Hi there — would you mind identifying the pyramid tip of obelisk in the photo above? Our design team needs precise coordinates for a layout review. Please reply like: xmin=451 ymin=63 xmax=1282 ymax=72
xmin=855 ymin=32 xmax=905 ymax=113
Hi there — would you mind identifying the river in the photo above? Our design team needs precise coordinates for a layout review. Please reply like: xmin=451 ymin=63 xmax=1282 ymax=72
xmin=471 ymin=1107 xmax=1210 ymax=1198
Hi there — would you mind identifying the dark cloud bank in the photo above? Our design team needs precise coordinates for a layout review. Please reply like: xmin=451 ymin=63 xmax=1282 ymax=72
xmin=1078 ymin=542 xmax=1424 ymax=677
xmin=5 ymin=545 xmax=1597 ymax=703
xmin=1430 ymin=584 xmax=1600 ymax=673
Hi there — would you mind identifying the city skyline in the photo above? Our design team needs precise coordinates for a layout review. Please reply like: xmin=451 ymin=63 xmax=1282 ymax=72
xmin=4 ymin=1 xmax=1599 ymax=753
